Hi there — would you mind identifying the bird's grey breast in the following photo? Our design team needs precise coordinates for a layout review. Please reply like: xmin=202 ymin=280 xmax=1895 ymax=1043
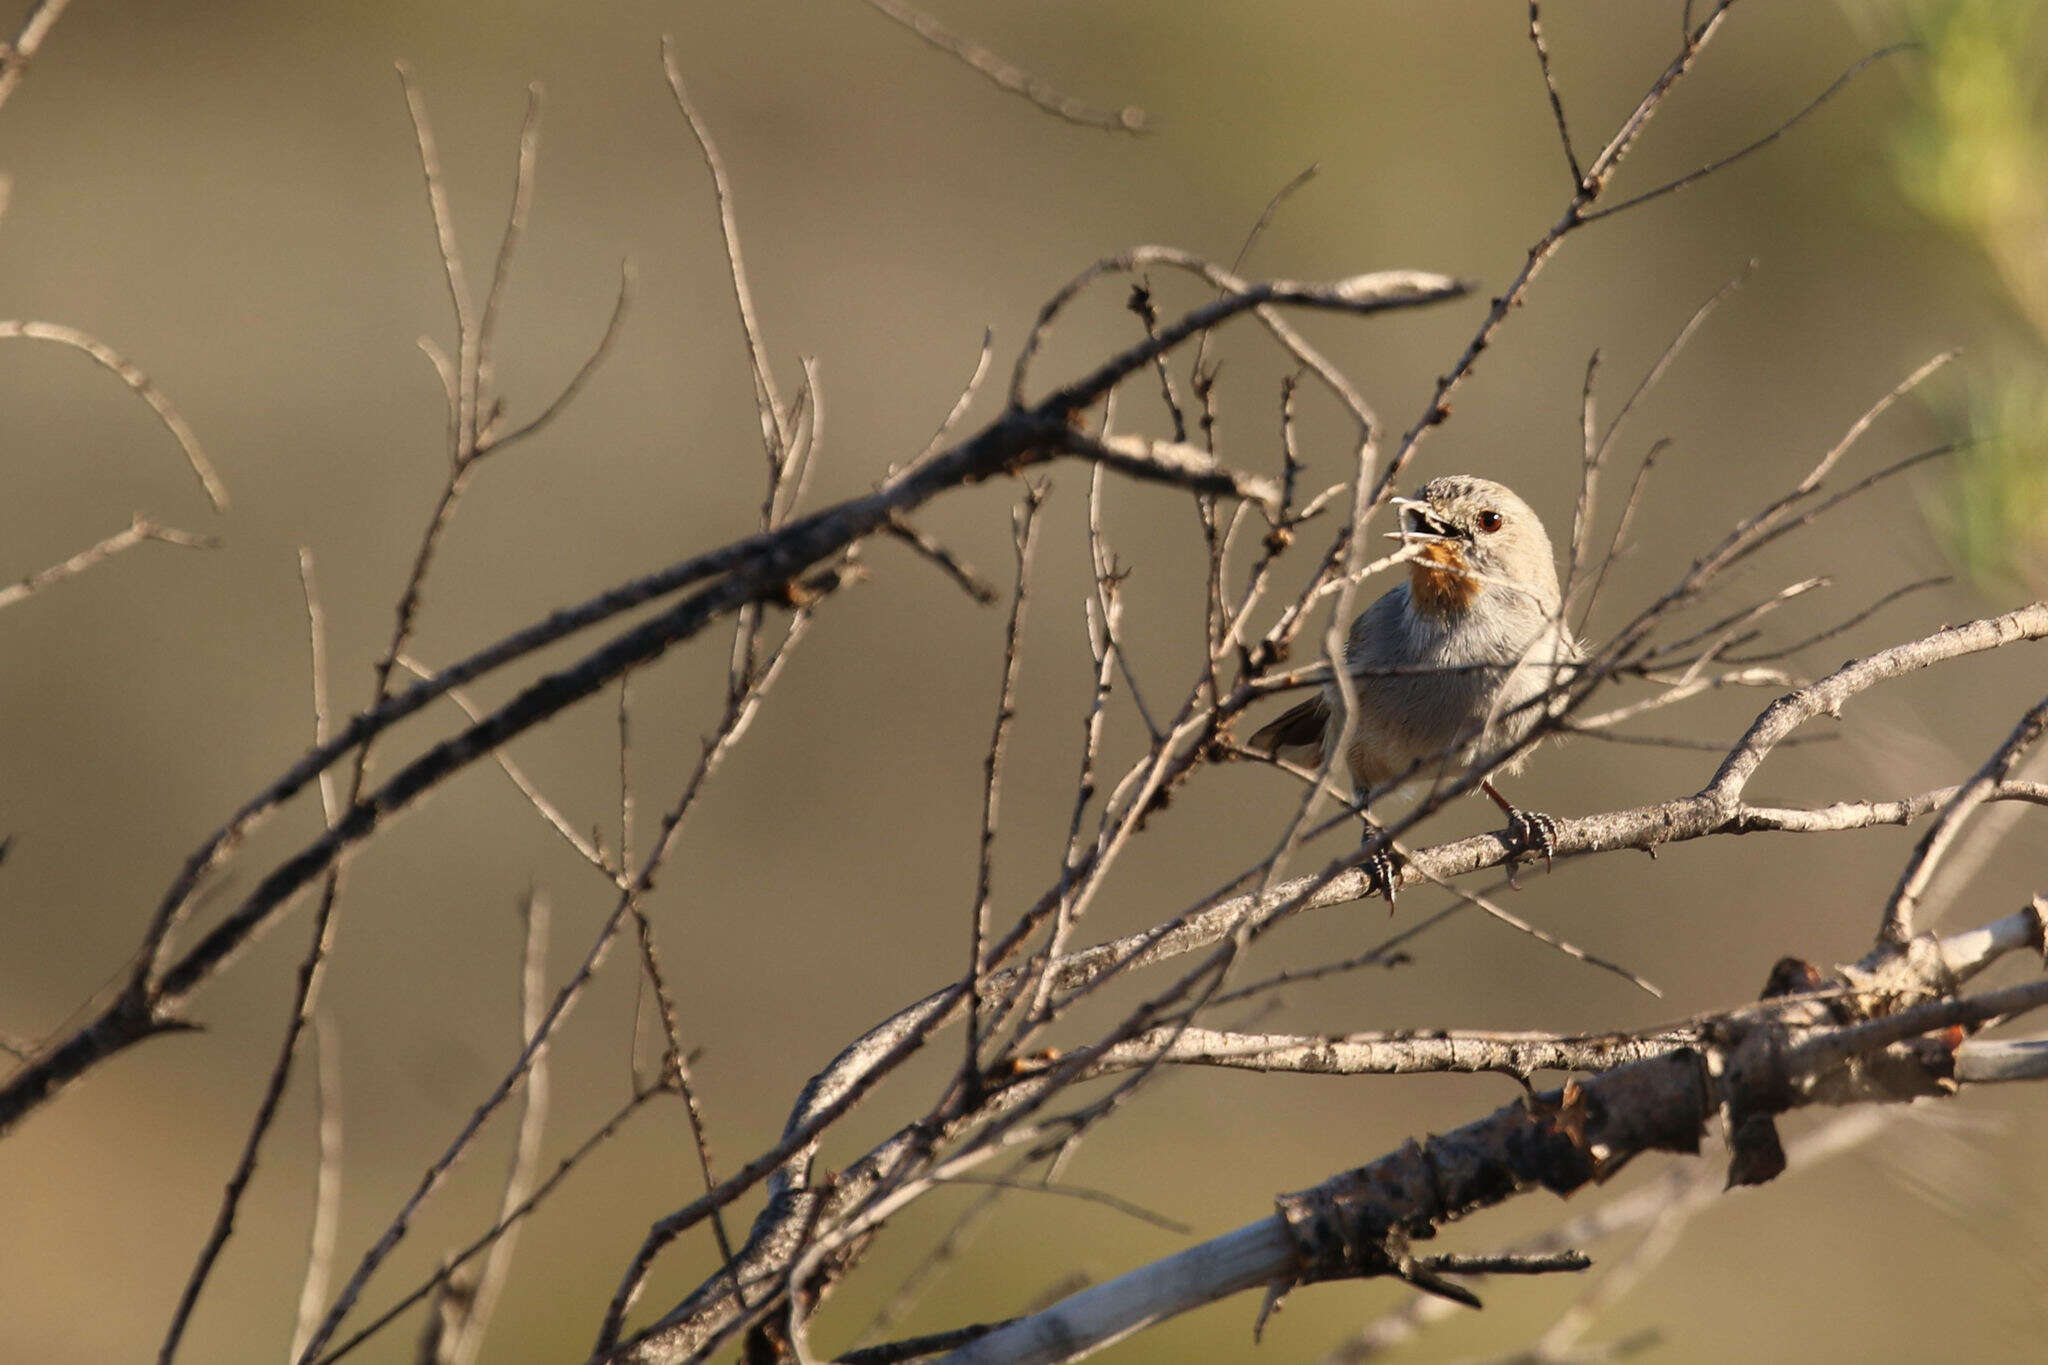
xmin=1333 ymin=581 xmax=1574 ymax=783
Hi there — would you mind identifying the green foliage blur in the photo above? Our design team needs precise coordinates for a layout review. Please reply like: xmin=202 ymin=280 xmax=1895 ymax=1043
xmin=1893 ymin=0 xmax=2048 ymax=594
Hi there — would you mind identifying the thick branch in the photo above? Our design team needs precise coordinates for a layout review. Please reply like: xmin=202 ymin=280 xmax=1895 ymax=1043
xmin=941 ymin=977 xmax=2021 ymax=1364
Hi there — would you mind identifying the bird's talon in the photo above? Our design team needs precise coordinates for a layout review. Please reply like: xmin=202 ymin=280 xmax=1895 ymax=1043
xmin=1506 ymin=808 xmax=1560 ymax=871
xmin=1355 ymin=825 xmax=1404 ymax=910
xmin=1366 ymin=848 xmax=1403 ymax=910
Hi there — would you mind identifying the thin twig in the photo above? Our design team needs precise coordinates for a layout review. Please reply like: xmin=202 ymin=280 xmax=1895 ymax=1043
xmin=1405 ymin=866 xmax=1662 ymax=999
xmin=0 ymin=516 xmax=214 ymax=612
xmin=662 ymin=42 xmax=788 ymax=461
xmin=886 ymin=514 xmax=1000 ymax=604
xmin=1361 ymin=1 xmax=1740 ymax=511
xmin=447 ymin=892 xmax=554 ymax=1365
xmin=964 ymin=490 xmax=1045 ymax=1084
xmin=157 ymin=552 xmax=344 ymax=1365
xmin=1879 ymin=692 xmax=2048 ymax=946
xmin=1577 ymin=437 xmax=1664 ymax=636
xmin=849 ymin=1179 xmax=1012 ymax=1350
xmin=397 ymin=63 xmax=480 ymax=457
xmin=478 ymin=261 xmax=635 ymax=458
xmin=904 ymin=330 xmax=995 ymax=473
xmin=474 ymin=85 xmax=543 ymax=435
xmin=1579 ymin=44 xmax=1917 ymax=223
xmin=310 ymin=1084 xmax=668 ymax=1365
xmin=856 ymin=0 xmax=1148 ymax=132
xmin=0 ymin=0 xmax=73 ymax=117
xmin=1527 ymin=3 xmax=1586 ymax=190
xmin=1724 ymin=575 xmax=1950 ymax=664
xmin=0 ymin=321 xmax=227 ymax=509
xmin=940 ymin=1174 xmax=1189 ymax=1236
xmin=288 ymin=1013 xmax=345 ymax=1364
xmin=310 ymin=577 xmax=849 ymax=1364
xmin=394 ymin=653 xmax=615 ymax=878
xmin=1566 ymin=347 xmax=1602 ymax=604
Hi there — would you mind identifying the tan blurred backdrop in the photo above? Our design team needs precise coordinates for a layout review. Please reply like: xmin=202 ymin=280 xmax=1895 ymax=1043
xmin=2 ymin=2 xmax=2044 ymax=1362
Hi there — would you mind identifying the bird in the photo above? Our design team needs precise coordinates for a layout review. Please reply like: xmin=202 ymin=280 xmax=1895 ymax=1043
xmin=1246 ymin=474 xmax=1582 ymax=901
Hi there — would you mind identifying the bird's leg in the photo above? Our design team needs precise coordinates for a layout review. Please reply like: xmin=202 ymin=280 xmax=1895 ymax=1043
xmin=1482 ymin=778 xmax=1559 ymax=872
xmin=1355 ymin=807 xmax=1405 ymax=909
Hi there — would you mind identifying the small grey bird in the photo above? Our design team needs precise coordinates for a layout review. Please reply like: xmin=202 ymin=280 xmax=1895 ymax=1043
xmin=1248 ymin=474 xmax=1582 ymax=898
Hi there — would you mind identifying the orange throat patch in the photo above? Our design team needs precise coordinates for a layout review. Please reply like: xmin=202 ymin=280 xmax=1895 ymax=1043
xmin=1408 ymin=541 xmax=1480 ymax=617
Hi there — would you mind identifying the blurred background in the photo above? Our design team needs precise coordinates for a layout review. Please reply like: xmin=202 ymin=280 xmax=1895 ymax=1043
xmin=2 ymin=1 xmax=2044 ymax=1361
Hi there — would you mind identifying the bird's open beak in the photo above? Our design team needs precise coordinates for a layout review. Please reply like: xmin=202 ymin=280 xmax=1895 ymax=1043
xmin=1388 ymin=496 xmax=1459 ymax=542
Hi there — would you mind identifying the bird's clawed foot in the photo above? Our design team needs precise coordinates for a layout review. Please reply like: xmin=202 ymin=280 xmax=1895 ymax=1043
xmin=1504 ymin=806 xmax=1560 ymax=871
xmin=1482 ymin=778 xmax=1559 ymax=876
xmin=1357 ymin=820 xmax=1405 ymax=909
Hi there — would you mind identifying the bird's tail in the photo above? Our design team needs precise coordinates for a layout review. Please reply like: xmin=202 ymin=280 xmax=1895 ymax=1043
xmin=1245 ymin=695 xmax=1331 ymax=764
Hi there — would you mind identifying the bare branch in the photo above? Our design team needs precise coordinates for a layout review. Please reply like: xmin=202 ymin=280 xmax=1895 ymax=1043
xmin=0 ymin=265 xmax=1470 ymax=1135
xmin=445 ymin=893 xmax=553 ymax=1365
xmin=856 ymin=0 xmax=1148 ymax=133
xmin=591 ymin=598 xmax=2048 ymax=1362
xmin=964 ymin=490 xmax=1045 ymax=1082
xmin=474 ymin=84 xmax=543 ymax=423
xmin=308 ymin=568 xmax=849 ymax=1365
xmin=839 ymin=1321 xmax=1018 ymax=1365
xmin=1366 ymin=1 xmax=1740 ymax=507
xmin=1405 ymin=862 xmax=1662 ymax=999
xmin=1012 ymin=246 xmax=1453 ymax=427
xmin=1526 ymin=2 xmax=1585 ymax=191
xmin=1233 ymin=165 xmax=1319 ymax=279
xmin=393 ymin=654 xmax=614 ymax=878
xmin=1704 ymin=604 xmax=2048 ymax=807
xmin=940 ymin=1174 xmax=1189 ymax=1236
xmin=1063 ymin=1025 xmax=1685 ymax=1081
xmin=1580 ymin=44 xmax=1917 ymax=224
xmin=885 ymin=513 xmax=1000 ymax=604
xmin=1724 ymin=574 xmax=1950 ymax=665
xmin=158 ymin=552 xmax=347 ymax=1365
xmin=1955 ymin=1034 xmax=2048 ymax=1084
xmin=663 ymin=41 xmax=788 ymax=461
xmin=1879 ymin=691 xmax=2048 ymax=945
xmin=479 ymin=260 xmax=635 ymax=458
xmin=1793 ymin=349 xmax=1955 ymax=498
xmin=940 ymin=962 xmax=2035 ymax=1364
xmin=1567 ymin=348 xmax=1603 ymax=602
xmin=0 ymin=321 xmax=227 ymax=509
xmin=396 ymin=64 xmax=480 ymax=457
xmin=0 ymin=515 xmax=213 ymax=613
xmin=1055 ymin=430 xmax=1280 ymax=512
xmin=310 ymin=1084 xmax=667 ymax=1365
xmin=23 ymin=20 xmax=2040 ymax=1365
xmin=1576 ymin=436 xmax=1664 ymax=635
xmin=0 ymin=0 xmax=73 ymax=117
xmin=1328 ymin=1109 xmax=1894 ymax=1362
xmin=904 ymin=329 xmax=995 ymax=472
xmin=287 ymin=1014 xmax=344 ymax=1364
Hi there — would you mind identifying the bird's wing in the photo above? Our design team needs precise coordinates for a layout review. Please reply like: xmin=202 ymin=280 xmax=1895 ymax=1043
xmin=1246 ymin=694 xmax=1330 ymax=762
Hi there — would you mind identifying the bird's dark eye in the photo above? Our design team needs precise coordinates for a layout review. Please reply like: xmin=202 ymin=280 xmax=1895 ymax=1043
xmin=1476 ymin=509 xmax=1504 ymax=533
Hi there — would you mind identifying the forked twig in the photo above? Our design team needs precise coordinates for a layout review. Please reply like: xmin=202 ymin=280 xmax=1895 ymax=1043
xmin=1579 ymin=44 xmax=1918 ymax=224
xmin=0 ymin=516 xmax=213 ymax=613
